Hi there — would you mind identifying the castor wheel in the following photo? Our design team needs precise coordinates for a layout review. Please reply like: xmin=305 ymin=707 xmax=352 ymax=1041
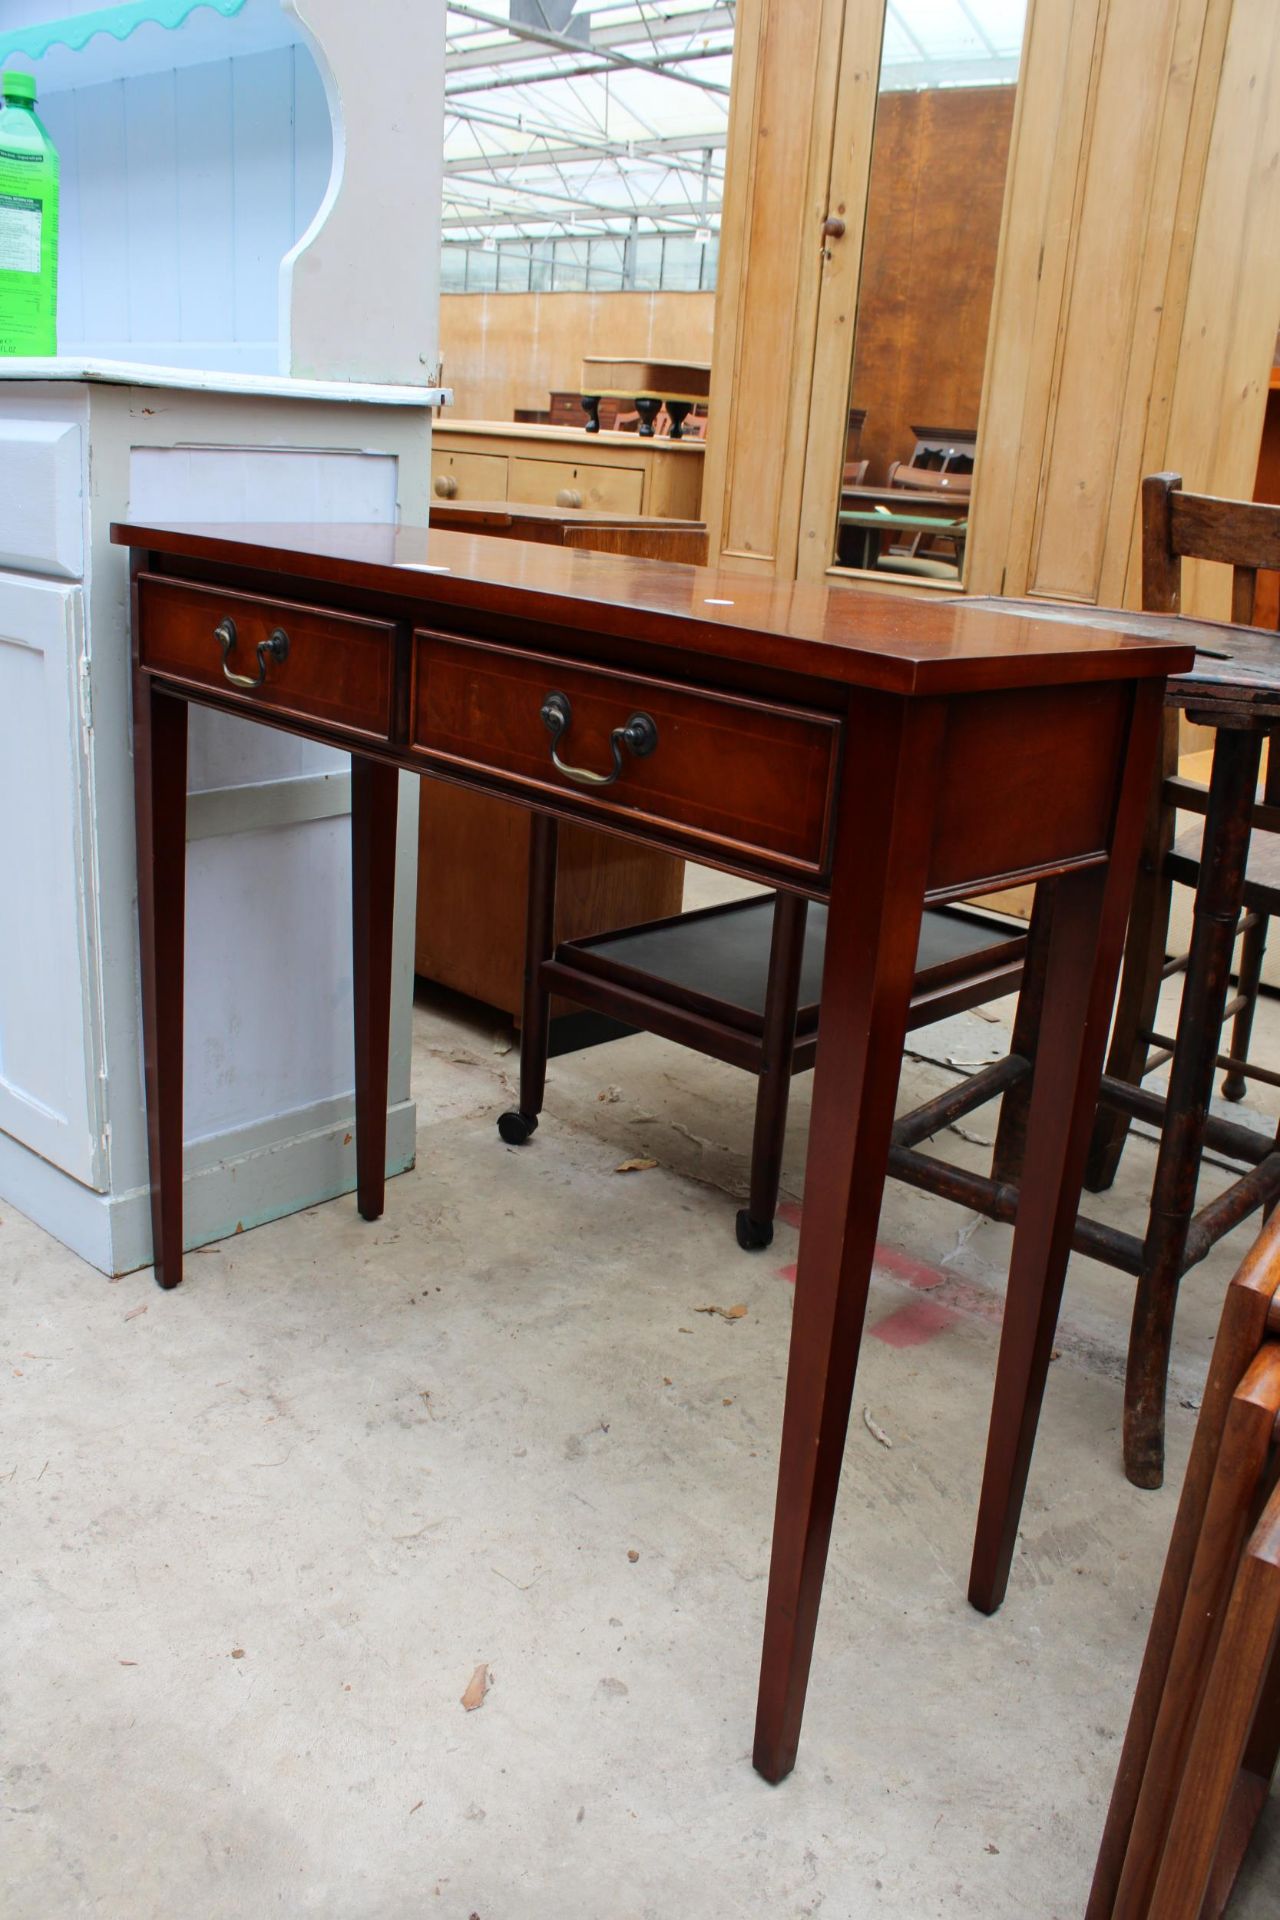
xmin=497 ymin=1110 xmax=538 ymax=1146
xmin=735 ymin=1209 xmax=773 ymax=1251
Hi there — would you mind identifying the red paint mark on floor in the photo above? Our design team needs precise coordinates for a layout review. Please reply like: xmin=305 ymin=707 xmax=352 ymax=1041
xmin=774 ymin=1239 xmax=1002 ymax=1334
xmin=776 ymin=1200 xmax=804 ymax=1231
xmin=873 ymin=1242 xmax=948 ymax=1292
xmin=870 ymin=1298 xmax=959 ymax=1349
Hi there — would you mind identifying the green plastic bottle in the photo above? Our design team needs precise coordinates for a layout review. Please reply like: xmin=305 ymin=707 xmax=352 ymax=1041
xmin=0 ymin=70 xmax=59 ymax=356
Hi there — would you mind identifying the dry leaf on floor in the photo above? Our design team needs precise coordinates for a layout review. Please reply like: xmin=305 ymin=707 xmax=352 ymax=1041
xmin=614 ymin=1157 xmax=657 ymax=1174
xmin=863 ymin=1407 xmax=893 ymax=1449
xmin=694 ymin=1303 xmax=748 ymax=1322
xmin=597 ymin=1085 xmax=622 ymax=1103
xmin=461 ymin=1663 xmax=491 ymax=1712
xmin=123 ymin=1304 xmax=148 ymax=1321
xmin=627 ymin=1549 xmax=640 ymax=1563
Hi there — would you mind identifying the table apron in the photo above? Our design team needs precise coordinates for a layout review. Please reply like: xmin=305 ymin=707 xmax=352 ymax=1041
xmin=135 ymin=657 xmax=1134 ymax=913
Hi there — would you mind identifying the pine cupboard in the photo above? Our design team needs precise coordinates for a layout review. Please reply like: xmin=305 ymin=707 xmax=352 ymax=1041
xmin=703 ymin=0 xmax=1280 ymax=621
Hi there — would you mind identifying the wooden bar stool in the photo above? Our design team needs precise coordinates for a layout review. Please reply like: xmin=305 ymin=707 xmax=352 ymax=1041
xmin=1088 ymin=1210 xmax=1280 ymax=1918
xmin=1082 ymin=475 xmax=1280 ymax=1487
xmin=497 ymin=865 xmax=1025 ymax=1248
xmin=953 ymin=475 xmax=1280 ymax=1491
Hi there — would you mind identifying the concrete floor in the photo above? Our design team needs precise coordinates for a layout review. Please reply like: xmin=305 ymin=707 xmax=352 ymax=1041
xmin=4 ymin=878 xmax=1279 ymax=1917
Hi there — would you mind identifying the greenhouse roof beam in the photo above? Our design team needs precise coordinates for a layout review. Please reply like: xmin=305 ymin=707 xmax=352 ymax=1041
xmin=446 ymin=2 xmax=731 ymax=95
xmin=445 ymin=44 xmax=730 ymax=96
xmin=443 ymin=130 xmax=727 ymax=174
xmin=446 ymin=117 xmax=723 ymax=205
xmin=445 ymin=5 xmax=737 ymax=74
xmin=441 ymin=196 xmax=714 ymax=232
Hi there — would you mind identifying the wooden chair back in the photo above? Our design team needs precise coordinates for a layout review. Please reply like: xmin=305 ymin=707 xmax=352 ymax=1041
xmin=1142 ymin=472 xmax=1280 ymax=802
xmin=1143 ymin=472 xmax=1280 ymax=626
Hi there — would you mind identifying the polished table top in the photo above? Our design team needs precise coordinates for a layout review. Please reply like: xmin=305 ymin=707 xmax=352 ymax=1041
xmin=113 ymin=520 xmax=1193 ymax=695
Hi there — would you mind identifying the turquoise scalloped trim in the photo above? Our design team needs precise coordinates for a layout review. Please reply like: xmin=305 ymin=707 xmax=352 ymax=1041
xmin=0 ymin=1 xmax=249 ymax=66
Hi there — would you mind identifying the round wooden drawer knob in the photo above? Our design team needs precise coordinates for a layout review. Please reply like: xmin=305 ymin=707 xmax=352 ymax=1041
xmin=555 ymin=488 xmax=583 ymax=509
xmin=434 ymin=474 xmax=458 ymax=498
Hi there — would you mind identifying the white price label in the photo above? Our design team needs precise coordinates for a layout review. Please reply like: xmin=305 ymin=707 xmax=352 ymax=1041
xmin=0 ymin=194 xmax=41 ymax=273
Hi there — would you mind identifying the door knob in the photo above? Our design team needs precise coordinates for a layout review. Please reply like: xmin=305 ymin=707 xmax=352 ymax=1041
xmin=821 ymin=216 xmax=846 ymax=239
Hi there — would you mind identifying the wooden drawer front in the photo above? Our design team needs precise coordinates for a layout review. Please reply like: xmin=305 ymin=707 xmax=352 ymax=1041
xmin=413 ymin=632 xmax=840 ymax=875
xmin=432 ymin=449 xmax=509 ymax=502
xmin=508 ymin=456 xmax=645 ymax=515
xmin=136 ymin=576 xmax=394 ymax=739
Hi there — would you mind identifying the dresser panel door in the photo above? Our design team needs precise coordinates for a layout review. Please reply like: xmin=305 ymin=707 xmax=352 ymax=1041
xmin=0 ymin=572 xmax=104 ymax=1187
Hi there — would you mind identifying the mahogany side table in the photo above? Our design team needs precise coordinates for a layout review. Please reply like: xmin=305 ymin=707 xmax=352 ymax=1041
xmin=112 ymin=519 xmax=1189 ymax=1782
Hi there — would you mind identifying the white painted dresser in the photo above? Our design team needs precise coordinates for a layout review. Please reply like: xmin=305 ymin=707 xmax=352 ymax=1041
xmin=0 ymin=0 xmax=449 ymax=1271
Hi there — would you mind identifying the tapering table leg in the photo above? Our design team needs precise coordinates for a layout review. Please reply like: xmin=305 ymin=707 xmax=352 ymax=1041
xmin=969 ymin=681 xmax=1165 ymax=1610
xmin=351 ymin=755 xmax=399 ymax=1222
xmin=134 ymin=673 xmax=188 ymax=1290
xmin=753 ymin=695 xmax=945 ymax=1784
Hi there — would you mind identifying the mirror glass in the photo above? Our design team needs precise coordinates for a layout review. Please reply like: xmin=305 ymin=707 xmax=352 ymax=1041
xmin=832 ymin=0 xmax=1029 ymax=586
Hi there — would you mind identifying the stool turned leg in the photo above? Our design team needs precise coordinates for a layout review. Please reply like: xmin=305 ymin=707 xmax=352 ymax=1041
xmin=1222 ymin=911 xmax=1268 ymax=1102
xmin=499 ymin=812 xmax=558 ymax=1148
xmin=738 ymin=893 xmax=808 ymax=1251
xmin=134 ymin=672 xmax=188 ymax=1290
xmin=351 ymin=756 xmax=399 ymax=1222
xmin=1225 ymin=729 xmax=1280 ymax=1104
xmin=1125 ymin=726 xmax=1263 ymax=1489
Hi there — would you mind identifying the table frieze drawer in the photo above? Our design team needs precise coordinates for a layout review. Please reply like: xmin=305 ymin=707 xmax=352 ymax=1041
xmin=135 ymin=575 xmax=395 ymax=740
xmin=412 ymin=630 xmax=842 ymax=877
